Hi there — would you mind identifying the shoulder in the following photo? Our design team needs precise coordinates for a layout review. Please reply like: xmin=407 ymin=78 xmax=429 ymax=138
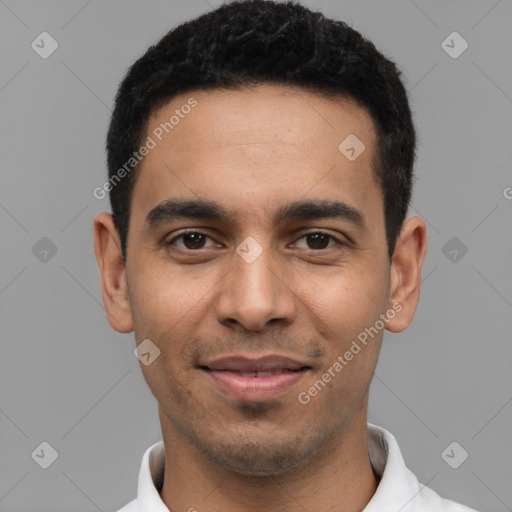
xmin=414 ymin=482 xmax=480 ymax=512
xmin=367 ymin=423 xmax=479 ymax=512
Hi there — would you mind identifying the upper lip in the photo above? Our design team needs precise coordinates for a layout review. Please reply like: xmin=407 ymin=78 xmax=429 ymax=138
xmin=201 ymin=355 xmax=311 ymax=372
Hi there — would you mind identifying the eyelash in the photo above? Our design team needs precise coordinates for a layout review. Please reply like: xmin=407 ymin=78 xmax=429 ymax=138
xmin=165 ymin=230 xmax=345 ymax=251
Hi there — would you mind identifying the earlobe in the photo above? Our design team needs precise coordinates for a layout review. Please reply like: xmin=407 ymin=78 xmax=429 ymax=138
xmin=93 ymin=212 xmax=134 ymax=333
xmin=385 ymin=216 xmax=427 ymax=333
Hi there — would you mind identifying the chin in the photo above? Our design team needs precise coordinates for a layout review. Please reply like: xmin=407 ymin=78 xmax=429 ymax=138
xmin=193 ymin=432 xmax=322 ymax=476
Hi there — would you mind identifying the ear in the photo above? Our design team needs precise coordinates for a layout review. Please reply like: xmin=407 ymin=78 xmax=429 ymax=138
xmin=385 ymin=216 xmax=427 ymax=333
xmin=93 ymin=212 xmax=134 ymax=333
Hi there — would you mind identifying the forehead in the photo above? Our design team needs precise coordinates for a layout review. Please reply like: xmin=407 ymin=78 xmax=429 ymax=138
xmin=131 ymin=84 xmax=382 ymax=232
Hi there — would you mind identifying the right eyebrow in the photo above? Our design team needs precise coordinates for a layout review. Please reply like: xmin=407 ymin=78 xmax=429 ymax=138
xmin=144 ymin=199 xmax=233 ymax=233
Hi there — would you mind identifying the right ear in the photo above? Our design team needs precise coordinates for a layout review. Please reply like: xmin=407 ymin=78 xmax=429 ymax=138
xmin=93 ymin=212 xmax=134 ymax=333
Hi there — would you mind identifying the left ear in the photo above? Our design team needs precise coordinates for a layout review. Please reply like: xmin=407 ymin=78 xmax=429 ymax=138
xmin=385 ymin=216 xmax=427 ymax=333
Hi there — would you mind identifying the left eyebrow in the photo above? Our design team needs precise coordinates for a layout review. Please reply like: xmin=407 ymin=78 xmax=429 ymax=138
xmin=143 ymin=198 xmax=366 ymax=233
xmin=273 ymin=199 xmax=366 ymax=230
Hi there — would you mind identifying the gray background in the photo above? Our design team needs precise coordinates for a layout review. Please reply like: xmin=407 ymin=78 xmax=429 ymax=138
xmin=0 ymin=0 xmax=511 ymax=511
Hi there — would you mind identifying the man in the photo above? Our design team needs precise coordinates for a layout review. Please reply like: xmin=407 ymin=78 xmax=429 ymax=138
xmin=93 ymin=1 xmax=479 ymax=510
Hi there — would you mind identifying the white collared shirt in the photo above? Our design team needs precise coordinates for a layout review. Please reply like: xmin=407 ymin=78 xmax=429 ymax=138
xmin=116 ymin=423 xmax=479 ymax=512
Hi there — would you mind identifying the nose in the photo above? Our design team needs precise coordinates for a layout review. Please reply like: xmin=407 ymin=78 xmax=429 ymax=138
xmin=215 ymin=242 xmax=297 ymax=332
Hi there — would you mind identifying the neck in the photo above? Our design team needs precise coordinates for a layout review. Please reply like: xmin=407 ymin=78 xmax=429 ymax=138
xmin=158 ymin=406 xmax=379 ymax=512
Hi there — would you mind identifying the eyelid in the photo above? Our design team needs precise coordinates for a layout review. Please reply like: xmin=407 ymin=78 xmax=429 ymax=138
xmin=290 ymin=230 xmax=346 ymax=248
xmin=166 ymin=229 xmax=219 ymax=248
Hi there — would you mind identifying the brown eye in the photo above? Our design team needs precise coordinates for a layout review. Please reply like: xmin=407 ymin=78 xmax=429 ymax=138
xmin=167 ymin=231 xmax=216 ymax=250
xmin=292 ymin=231 xmax=342 ymax=250
xmin=305 ymin=233 xmax=331 ymax=249
xmin=181 ymin=233 xmax=207 ymax=249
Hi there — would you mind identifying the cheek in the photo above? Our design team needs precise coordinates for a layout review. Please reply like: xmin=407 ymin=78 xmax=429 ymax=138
xmin=129 ymin=268 xmax=212 ymax=380
xmin=302 ymin=272 xmax=387 ymax=395
xmin=129 ymin=264 xmax=206 ymax=336
xmin=304 ymin=269 xmax=387 ymax=337
xmin=139 ymin=356 xmax=195 ymax=419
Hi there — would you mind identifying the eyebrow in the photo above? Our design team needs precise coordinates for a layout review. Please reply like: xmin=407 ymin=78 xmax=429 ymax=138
xmin=144 ymin=198 xmax=366 ymax=232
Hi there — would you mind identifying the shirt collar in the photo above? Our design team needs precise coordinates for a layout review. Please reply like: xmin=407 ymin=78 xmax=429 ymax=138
xmin=136 ymin=437 xmax=166 ymax=511
xmin=124 ymin=423 xmax=472 ymax=512
xmin=365 ymin=422 xmax=423 ymax=511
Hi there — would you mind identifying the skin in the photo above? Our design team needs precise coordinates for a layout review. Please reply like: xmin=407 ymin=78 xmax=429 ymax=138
xmin=94 ymin=84 xmax=427 ymax=512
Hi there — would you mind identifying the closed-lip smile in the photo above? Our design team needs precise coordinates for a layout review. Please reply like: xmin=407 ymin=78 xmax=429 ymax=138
xmin=199 ymin=354 xmax=312 ymax=401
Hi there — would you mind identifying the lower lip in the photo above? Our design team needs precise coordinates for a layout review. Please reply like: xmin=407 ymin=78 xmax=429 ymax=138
xmin=203 ymin=369 xmax=309 ymax=401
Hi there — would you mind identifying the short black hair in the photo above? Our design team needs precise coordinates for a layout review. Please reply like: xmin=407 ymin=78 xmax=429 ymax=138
xmin=106 ymin=0 xmax=416 ymax=264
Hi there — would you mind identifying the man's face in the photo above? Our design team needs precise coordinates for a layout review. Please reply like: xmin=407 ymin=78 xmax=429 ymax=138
xmin=122 ymin=84 xmax=393 ymax=474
